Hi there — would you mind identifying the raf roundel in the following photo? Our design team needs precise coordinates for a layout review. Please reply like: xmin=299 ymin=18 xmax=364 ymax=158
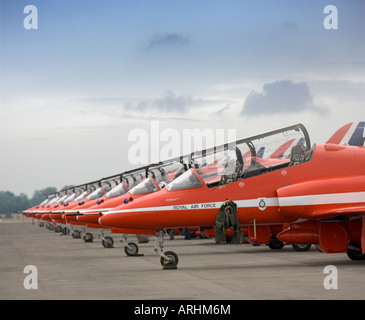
xmin=258 ymin=198 xmax=267 ymax=211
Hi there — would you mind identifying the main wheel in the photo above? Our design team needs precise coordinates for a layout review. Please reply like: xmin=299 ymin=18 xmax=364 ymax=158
xmin=347 ymin=248 xmax=365 ymax=260
xmin=83 ymin=232 xmax=93 ymax=242
xmin=124 ymin=242 xmax=139 ymax=256
xmin=102 ymin=236 xmax=114 ymax=248
xmin=268 ymin=237 xmax=284 ymax=250
xmin=160 ymin=251 xmax=179 ymax=269
xmin=292 ymin=244 xmax=311 ymax=251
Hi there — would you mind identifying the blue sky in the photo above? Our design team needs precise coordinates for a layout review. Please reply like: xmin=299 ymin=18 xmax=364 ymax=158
xmin=0 ymin=0 xmax=364 ymax=197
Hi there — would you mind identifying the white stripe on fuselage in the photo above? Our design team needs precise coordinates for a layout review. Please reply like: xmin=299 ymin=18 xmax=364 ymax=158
xmin=278 ymin=191 xmax=365 ymax=207
xmin=79 ymin=208 xmax=114 ymax=214
xmin=103 ymin=191 xmax=365 ymax=215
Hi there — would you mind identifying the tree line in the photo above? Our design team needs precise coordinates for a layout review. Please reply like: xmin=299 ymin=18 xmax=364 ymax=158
xmin=0 ymin=186 xmax=72 ymax=217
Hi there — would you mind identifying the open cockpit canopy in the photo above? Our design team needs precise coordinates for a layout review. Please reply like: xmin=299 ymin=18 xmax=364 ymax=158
xmin=166 ymin=124 xmax=311 ymax=190
xmin=148 ymin=161 xmax=186 ymax=187
xmin=129 ymin=161 xmax=187 ymax=195
xmin=46 ymin=124 xmax=312 ymax=197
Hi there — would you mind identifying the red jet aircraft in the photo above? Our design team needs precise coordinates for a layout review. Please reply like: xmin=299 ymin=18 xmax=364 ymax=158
xmin=75 ymin=160 xmax=188 ymax=252
xmin=99 ymin=123 xmax=365 ymax=269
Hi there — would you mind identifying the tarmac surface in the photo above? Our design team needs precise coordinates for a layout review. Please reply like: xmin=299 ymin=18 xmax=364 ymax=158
xmin=1 ymin=219 xmax=365 ymax=300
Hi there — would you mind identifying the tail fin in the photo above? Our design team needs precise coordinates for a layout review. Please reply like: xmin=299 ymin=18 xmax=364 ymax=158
xmin=256 ymin=147 xmax=265 ymax=158
xmin=327 ymin=122 xmax=365 ymax=146
xmin=269 ymin=139 xmax=295 ymax=159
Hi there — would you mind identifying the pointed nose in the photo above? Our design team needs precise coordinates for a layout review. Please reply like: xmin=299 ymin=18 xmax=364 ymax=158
xmin=78 ymin=214 xmax=101 ymax=224
xmin=98 ymin=214 xmax=112 ymax=226
xmin=99 ymin=212 xmax=123 ymax=227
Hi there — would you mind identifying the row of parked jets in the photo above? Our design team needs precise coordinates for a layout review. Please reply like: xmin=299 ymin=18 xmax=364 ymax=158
xmin=21 ymin=122 xmax=365 ymax=269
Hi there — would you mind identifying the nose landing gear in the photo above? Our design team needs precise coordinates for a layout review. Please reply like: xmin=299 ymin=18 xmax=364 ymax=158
xmin=154 ymin=231 xmax=178 ymax=269
xmin=120 ymin=234 xmax=143 ymax=256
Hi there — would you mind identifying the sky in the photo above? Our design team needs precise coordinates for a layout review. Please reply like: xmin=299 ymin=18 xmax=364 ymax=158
xmin=0 ymin=0 xmax=364 ymax=198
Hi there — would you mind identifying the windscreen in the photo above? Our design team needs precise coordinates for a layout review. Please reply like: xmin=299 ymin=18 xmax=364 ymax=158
xmin=56 ymin=194 xmax=69 ymax=204
xmin=48 ymin=197 xmax=60 ymax=205
xmin=86 ymin=187 xmax=105 ymax=200
xmin=73 ymin=191 xmax=88 ymax=202
xmin=105 ymin=183 xmax=128 ymax=198
xmin=130 ymin=178 xmax=159 ymax=195
xmin=40 ymin=199 xmax=50 ymax=205
xmin=166 ymin=169 xmax=202 ymax=191
xmin=63 ymin=193 xmax=77 ymax=203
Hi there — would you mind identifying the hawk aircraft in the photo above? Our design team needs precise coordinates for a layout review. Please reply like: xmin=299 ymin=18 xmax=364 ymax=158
xmin=99 ymin=123 xmax=365 ymax=269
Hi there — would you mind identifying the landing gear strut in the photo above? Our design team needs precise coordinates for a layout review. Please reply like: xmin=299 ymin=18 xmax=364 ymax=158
xmin=155 ymin=230 xmax=178 ymax=269
xmin=98 ymin=230 xmax=114 ymax=248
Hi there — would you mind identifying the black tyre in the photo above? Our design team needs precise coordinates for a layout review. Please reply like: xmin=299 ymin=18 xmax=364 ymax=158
xmin=102 ymin=236 xmax=114 ymax=248
xmin=83 ymin=232 xmax=93 ymax=242
xmin=160 ymin=251 xmax=179 ymax=269
xmin=268 ymin=237 xmax=284 ymax=250
xmin=124 ymin=242 xmax=139 ymax=256
xmin=347 ymin=248 xmax=365 ymax=260
xmin=292 ymin=244 xmax=311 ymax=251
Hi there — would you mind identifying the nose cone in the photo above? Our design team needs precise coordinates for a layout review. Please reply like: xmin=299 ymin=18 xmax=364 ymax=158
xmin=98 ymin=213 xmax=116 ymax=227
xmin=50 ymin=213 xmax=63 ymax=221
xmin=78 ymin=214 xmax=101 ymax=224
xmin=99 ymin=192 xmax=162 ymax=228
xmin=99 ymin=212 xmax=129 ymax=228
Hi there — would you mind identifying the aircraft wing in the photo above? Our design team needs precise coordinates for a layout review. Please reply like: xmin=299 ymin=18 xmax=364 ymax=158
xmin=277 ymin=175 xmax=365 ymax=220
xmin=278 ymin=177 xmax=365 ymax=255
xmin=110 ymin=227 xmax=156 ymax=235
xmin=302 ymin=206 xmax=365 ymax=220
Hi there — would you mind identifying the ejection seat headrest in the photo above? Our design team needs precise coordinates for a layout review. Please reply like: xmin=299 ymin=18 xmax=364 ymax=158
xmin=290 ymin=144 xmax=306 ymax=164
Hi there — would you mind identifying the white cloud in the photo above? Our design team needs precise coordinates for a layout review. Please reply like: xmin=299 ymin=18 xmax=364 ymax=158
xmin=241 ymin=80 xmax=328 ymax=116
